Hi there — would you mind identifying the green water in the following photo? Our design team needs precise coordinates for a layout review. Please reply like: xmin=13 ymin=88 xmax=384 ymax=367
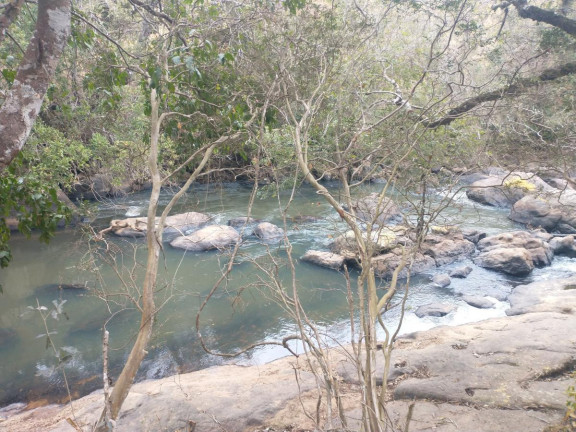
xmin=0 ymin=182 xmax=529 ymax=406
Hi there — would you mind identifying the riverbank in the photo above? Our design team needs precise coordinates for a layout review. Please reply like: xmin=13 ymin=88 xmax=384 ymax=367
xmin=2 ymin=276 xmax=575 ymax=432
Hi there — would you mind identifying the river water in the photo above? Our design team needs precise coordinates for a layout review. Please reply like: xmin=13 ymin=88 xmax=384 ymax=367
xmin=1 ymin=182 xmax=575 ymax=407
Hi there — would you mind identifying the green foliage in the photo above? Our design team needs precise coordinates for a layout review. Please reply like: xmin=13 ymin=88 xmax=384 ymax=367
xmin=0 ymin=156 xmax=72 ymax=269
xmin=22 ymin=121 xmax=92 ymax=190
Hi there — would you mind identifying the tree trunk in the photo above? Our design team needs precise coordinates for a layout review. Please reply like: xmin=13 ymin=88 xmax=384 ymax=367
xmin=0 ymin=0 xmax=71 ymax=172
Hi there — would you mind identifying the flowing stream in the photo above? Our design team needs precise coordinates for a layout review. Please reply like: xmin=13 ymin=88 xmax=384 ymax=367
xmin=1 ymin=182 xmax=575 ymax=407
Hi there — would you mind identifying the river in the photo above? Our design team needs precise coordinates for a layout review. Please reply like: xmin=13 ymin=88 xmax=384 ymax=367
xmin=1 ymin=181 xmax=575 ymax=407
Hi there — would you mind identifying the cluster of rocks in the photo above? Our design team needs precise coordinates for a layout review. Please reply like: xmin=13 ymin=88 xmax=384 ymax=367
xmin=466 ymin=170 xmax=576 ymax=234
xmin=103 ymin=212 xmax=286 ymax=252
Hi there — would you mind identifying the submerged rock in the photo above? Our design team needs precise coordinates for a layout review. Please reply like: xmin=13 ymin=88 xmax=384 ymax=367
xmin=170 ymin=225 xmax=240 ymax=251
xmin=415 ymin=303 xmax=455 ymax=318
xmin=301 ymin=250 xmax=344 ymax=270
xmin=108 ymin=212 xmax=211 ymax=237
xmin=253 ymin=222 xmax=284 ymax=240
xmin=227 ymin=217 xmax=261 ymax=228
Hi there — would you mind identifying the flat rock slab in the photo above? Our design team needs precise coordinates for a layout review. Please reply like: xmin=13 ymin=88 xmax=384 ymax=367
xmin=3 ymin=357 xmax=316 ymax=432
xmin=391 ymin=312 xmax=576 ymax=410
xmin=507 ymin=276 xmax=576 ymax=316
xmin=383 ymin=400 xmax=562 ymax=432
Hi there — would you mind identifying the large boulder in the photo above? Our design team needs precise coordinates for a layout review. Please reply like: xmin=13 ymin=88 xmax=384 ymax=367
xmin=350 ymin=193 xmax=401 ymax=225
xmin=253 ymin=222 xmax=284 ymax=240
xmin=108 ymin=212 xmax=211 ymax=237
xmin=549 ymin=235 xmax=576 ymax=257
xmin=422 ymin=231 xmax=476 ymax=266
xmin=509 ymin=191 xmax=576 ymax=233
xmin=432 ymin=274 xmax=451 ymax=288
xmin=170 ymin=225 xmax=240 ymax=251
xmin=372 ymin=252 xmax=435 ymax=279
xmin=330 ymin=227 xmax=402 ymax=257
xmin=301 ymin=250 xmax=345 ymax=270
xmin=474 ymin=247 xmax=534 ymax=276
xmin=477 ymin=231 xmax=553 ymax=268
xmin=466 ymin=172 xmax=552 ymax=208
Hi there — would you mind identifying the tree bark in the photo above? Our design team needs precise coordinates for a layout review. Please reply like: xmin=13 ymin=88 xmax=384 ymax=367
xmin=0 ymin=0 xmax=71 ymax=172
xmin=426 ymin=61 xmax=576 ymax=127
xmin=0 ymin=0 xmax=26 ymax=45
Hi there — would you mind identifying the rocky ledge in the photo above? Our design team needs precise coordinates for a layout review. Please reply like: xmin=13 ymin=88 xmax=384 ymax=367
xmin=2 ymin=276 xmax=575 ymax=432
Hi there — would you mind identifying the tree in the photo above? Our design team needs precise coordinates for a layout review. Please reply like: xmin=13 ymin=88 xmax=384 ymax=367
xmin=0 ymin=0 xmax=71 ymax=172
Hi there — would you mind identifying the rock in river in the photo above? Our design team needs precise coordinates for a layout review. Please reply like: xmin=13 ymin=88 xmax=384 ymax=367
xmin=475 ymin=230 xmax=553 ymax=272
xmin=350 ymin=192 xmax=401 ymax=225
xmin=301 ymin=250 xmax=344 ymax=270
xmin=108 ymin=212 xmax=211 ymax=237
xmin=474 ymin=247 xmax=534 ymax=276
xmin=170 ymin=225 xmax=240 ymax=251
xmin=253 ymin=222 xmax=284 ymax=240
xmin=414 ymin=303 xmax=456 ymax=318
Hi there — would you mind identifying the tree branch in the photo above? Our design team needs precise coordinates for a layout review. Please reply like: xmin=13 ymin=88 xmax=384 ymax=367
xmin=426 ymin=61 xmax=576 ymax=128
xmin=510 ymin=0 xmax=576 ymax=37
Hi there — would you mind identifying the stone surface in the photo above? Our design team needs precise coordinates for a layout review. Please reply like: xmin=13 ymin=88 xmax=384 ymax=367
xmin=432 ymin=274 xmax=451 ymax=288
xmin=466 ymin=172 xmax=551 ymax=208
xmin=461 ymin=295 xmax=495 ymax=309
xmin=372 ymin=252 xmax=435 ymax=280
xmin=414 ymin=303 xmax=455 ymax=318
xmin=549 ymin=235 xmax=576 ymax=257
xmin=108 ymin=212 xmax=211 ymax=237
xmin=350 ymin=192 xmax=401 ymax=225
xmin=301 ymin=250 xmax=344 ymax=270
xmin=330 ymin=227 xmax=401 ymax=257
xmin=449 ymin=265 xmax=472 ymax=278
xmin=474 ymin=247 xmax=534 ymax=276
xmin=507 ymin=277 xmax=576 ymax=316
xmin=170 ymin=225 xmax=240 ymax=251
xmin=477 ymin=231 xmax=553 ymax=268
xmin=2 ymin=357 xmax=315 ymax=432
xmin=422 ymin=232 xmax=476 ymax=266
xmin=253 ymin=222 xmax=284 ymax=240
xmin=509 ymin=191 xmax=576 ymax=233
xmin=461 ymin=228 xmax=486 ymax=244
